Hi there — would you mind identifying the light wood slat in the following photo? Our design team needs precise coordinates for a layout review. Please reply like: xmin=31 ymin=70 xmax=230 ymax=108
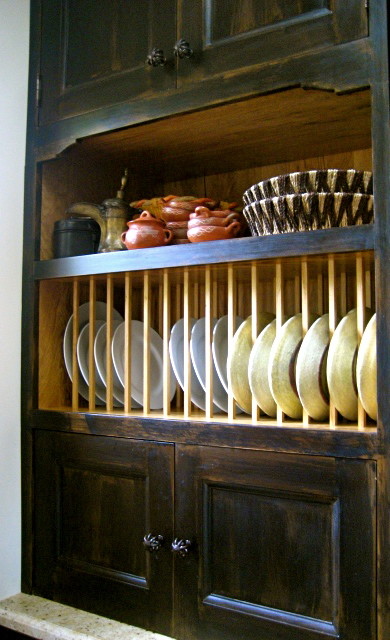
xmin=175 ymin=283 xmax=182 ymax=410
xmin=143 ymin=272 xmax=151 ymax=415
xmin=162 ymin=269 xmax=171 ymax=417
xmin=205 ymin=266 xmax=213 ymax=419
xmin=158 ymin=282 xmax=163 ymax=337
xmin=328 ymin=257 xmax=338 ymax=428
xmin=301 ymin=259 xmax=310 ymax=427
xmin=227 ymin=264 xmax=237 ymax=420
xmin=71 ymin=279 xmax=80 ymax=411
xmin=365 ymin=268 xmax=372 ymax=309
xmin=340 ymin=270 xmax=347 ymax=317
xmin=106 ymin=274 xmax=114 ymax=412
xmin=124 ymin=272 xmax=132 ymax=413
xmin=183 ymin=269 xmax=192 ymax=418
xmin=251 ymin=262 xmax=259 ymax=422
xmin=294 ymin=273 xmax=301 ymax=315
xmin=88 ymin=277 xmax=96 ymax=410
xmin=275 ymin=261 xmax=284 ymax=424
xmin=356 ymin=255 xmax=367 ymax=429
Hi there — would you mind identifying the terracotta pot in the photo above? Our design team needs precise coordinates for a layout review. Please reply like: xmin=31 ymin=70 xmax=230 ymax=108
xmin=168 ymin=197 xmax=216 ymax=211
xmin=187 ymin=220 xmax=241 ymax=243
xmin=165 ymin=220 xmax=190 ymax=229
xmin=121 ymin=211 xmax=172 ymax=249
xmin=161 ymin=207 xmax=191 ymax=222
xmin=188 ymin=212 xmax=239 ymax=228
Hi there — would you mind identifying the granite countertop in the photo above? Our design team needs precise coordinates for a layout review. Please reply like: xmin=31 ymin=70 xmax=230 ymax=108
xmin=0 ymin=594 xmax=172 ymax=640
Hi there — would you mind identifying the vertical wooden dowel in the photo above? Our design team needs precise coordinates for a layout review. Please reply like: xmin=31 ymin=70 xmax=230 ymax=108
xmin=301 ymin=259 xmax=309 ymax=427
xmin=143 ymin=272 xmax=151 ymax=415
xmin=163 ymin=269 xmax=171 ymax=417
xmin=158 ymin=282 xmax=163 ymax=338
xmin=174 ymin=283 xmax=182 ymax=410
xmin=106 ymin=274 xmax=114 ymax=412
xmin=365 ymin=268 xmax=372 ymax=310
xmin=251 ymin=262 xmax=259 ymax=422
xmin=183 ymin=269 xmax=192 ymax=418
xmin=275 ymin=262 xmax=284 ymax=424
xmin=356 ymin=255 xmax=366 ymax=429
xmin=205 ymin=266 xmax=213 ymax=420
xmin=88 ymin=277 xmax=96 ymax=410
xmin=124 ymin=272 xmax=132 ymax=413
xmin=227 ymin=264 xmax=237 ymax=421
xmin=72 ymin=279 xmax=80 ymax=411
xmin=328 ymin=256 xmax=337 ymax=428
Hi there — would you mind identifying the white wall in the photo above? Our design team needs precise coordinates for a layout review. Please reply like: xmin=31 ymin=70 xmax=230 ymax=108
xmin=0 ymin=0 xmax=30 ymax=599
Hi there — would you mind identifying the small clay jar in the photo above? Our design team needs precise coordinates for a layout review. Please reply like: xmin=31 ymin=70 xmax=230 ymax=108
xmin=187 ymin=220 xmax=241 ymax=243
xmin=121 ymin=211 xmax=173 ymax=249
xmin=188 ymin=212 xmax=239 ymax=228
xmin=161 ymin=207 xmax=191 ymax=222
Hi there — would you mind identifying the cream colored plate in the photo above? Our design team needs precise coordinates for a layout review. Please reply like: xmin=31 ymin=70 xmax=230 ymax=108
xmin=356 ymin=313 xmax=377 ymax=420
xmin=296 ymin=314 xmax=330 ymax=421
xmin=227 ymin=312 xmax=275 ymax=413
xmin=269 ymin=313 xmax=318 ymax=420
xmin=248 ymin=319 xmax=277 ymax=417
xmin=327 ymin=307 xmax=373 ymax=421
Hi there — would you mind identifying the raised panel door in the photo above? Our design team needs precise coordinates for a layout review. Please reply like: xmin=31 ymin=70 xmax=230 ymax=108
xmin=38 ymin=0 xmax=176 ymax=125
xmin=174 ymin=445 xmax=376 ymax=640
xmin=177 ymin=0 xmax=368 ymax=87
xmin=33 ymin=430 xmax=174 ymax=636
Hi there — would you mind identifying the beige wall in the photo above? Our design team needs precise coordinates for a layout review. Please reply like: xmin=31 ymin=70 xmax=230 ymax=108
xmin=0 ymin=0 xmax=30 ymax=598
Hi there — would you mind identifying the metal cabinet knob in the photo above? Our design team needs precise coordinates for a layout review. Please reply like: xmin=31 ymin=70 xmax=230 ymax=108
xmin=146 ymin=48 xmax=166 ymax=67
xmin=174 ymin=39 xmax=193 ymax=59
xmin=171 ymin=537 xmax=192 ymax=557
xmin=143 ymin=533 xmax=164 ymax=552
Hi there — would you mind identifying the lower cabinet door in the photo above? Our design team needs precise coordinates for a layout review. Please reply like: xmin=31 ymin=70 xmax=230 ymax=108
xmin=33 ymin=431 xmax=174 ymax=636
xmin=174 ymin=446 xmax=376 ymax=640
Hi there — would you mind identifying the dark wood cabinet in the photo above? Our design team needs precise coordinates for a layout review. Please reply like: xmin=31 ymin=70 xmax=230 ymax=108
xmin=33 ymin=430 xmax=175 ymax=635
xmin=32 ymin=431 xmax=376 ymax=640
xmin=22 ymin=1 xmax=390 ymax=639
xmin=37 ymin=0 xmax=368 ymax=127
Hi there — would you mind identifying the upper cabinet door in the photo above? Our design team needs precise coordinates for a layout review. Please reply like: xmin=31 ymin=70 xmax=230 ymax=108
xmin=39 ymin=0 xmax=176 ymax=125
xmin=177 ymin=0 xmax=368 ymax=87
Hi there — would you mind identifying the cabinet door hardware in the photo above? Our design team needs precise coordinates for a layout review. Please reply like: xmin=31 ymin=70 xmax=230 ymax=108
xmin=143 ymin=533 xmax=164 ymax=552
xmin=171 ymin=538 xmax=192 ymax=557
xmin=173 ymin=39 xmax=193 ymax=59
xmin=146 ymin=48 xmax=167 ymax=67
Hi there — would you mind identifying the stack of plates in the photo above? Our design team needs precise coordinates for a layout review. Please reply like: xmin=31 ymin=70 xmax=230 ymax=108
xmin=228 ymin=309 xmax=377 ymax=422
xmin=169 ymin=315 xmax=244 ymax=413
xmin=63 ymin=302 xmax=176 ymax=409
xmin=242 ymin=169 xmax=374 ymax=236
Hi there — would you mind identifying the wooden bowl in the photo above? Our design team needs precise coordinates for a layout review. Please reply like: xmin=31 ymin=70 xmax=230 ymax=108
xmin=243 ymin=169 xmax=373 ymax=204
xmin=243 ymin=192 xmax=374 ymax=236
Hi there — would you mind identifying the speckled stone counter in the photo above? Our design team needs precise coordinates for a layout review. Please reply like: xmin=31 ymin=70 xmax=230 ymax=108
xmin=0 ymin=594 xmax=172 ymax=640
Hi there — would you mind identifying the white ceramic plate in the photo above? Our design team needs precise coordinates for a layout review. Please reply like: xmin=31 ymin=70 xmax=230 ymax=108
xmin=296 ymin=314 xmax=330 ymax=421
xmin=327 ymin=307 xmax=373 ymax=421
xmin=63 ymin=301 xmax=122 ymax=404
xmin=268 ymin=313 xmax=318 ymax=420
xmin=248 ymin=319 xmax=277 ymax=417
xmin=227 ymin=313 xmax=275 ymax=414
xmin=77 ymin=320 xmax=108 ymax=405
xmin=212 ymin=315 xmax=243 ymax=393
xmin=112 ymin=320 xmax=176 ymax=410
xmin=356 ymin=313 xmax=377 ymax=420
xmin=190 ymin=317 xmax=228 ymax=412
xmin=169 ymin=318 xmax=212 ymax=412
xmin=94 ymin=320 xmax=141 ymax=408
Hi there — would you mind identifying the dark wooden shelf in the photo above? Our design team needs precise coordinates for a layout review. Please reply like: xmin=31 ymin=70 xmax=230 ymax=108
xmin=34 ymin=224 xmax=374 ymax=280
xmin=32 ymin=409 xmax=381 ymax=460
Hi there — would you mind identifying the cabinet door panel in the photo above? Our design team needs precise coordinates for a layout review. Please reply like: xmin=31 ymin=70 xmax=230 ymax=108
xmin=39 ymin=0 xmax=176 ymax=125
xmin=177 ymin=0 xmax=368 ymax=87
xmin=174 ymin=446 xmax=376 ymax=640
xmin=33 ymin=431 xmax=174 ymax=636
